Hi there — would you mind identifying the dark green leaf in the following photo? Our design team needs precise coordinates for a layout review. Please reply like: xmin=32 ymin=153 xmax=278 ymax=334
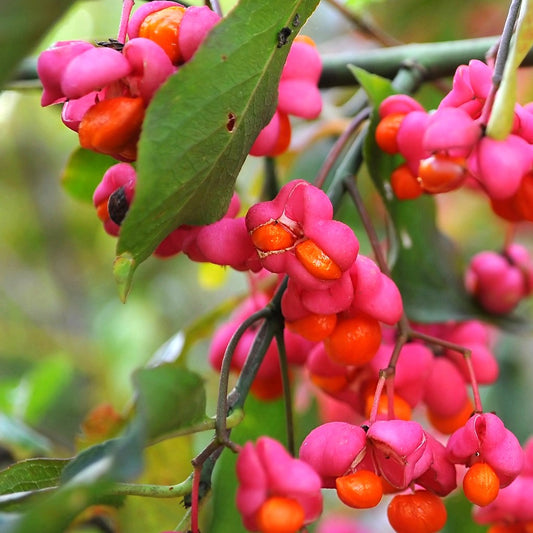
xmin=61 ymin=148 xmax=118 ymax=204
xmin=115 ymin=0 xmax=320 ymax=298
xmin=134 ymin=364 xmax=207 ymax=442
xmin=0 ymin=1 xmax=72 ymax=88
xmin=353 ymin=66 xmax=529 ymax=328
xmin=0 ymin=458 xmax=68 ymax=496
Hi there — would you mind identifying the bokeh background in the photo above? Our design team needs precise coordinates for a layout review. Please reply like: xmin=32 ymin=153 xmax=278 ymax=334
xmin=1 ymin=0 xmax=532 ymax=531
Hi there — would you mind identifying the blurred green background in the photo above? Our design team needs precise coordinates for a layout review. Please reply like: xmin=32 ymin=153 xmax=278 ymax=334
xmin=1 ymin=0 xmax=532 ymax=531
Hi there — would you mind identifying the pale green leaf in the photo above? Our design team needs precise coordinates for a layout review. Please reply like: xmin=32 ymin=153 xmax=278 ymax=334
xmin=0 ymin=1 xmax=72 ymax=88
xmin=487 ymin=1 xmax=533 ymax=139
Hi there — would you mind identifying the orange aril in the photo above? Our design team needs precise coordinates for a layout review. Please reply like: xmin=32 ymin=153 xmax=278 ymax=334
xmin=427 ymin=397 xmax=473 ymax=435
xmin=387 ymin=490 xmax=447 ymax=533
xmin=335 ymin=470 xmax=383 ymax=509
xmin=294 ymin=35 xmax=316 ymax=47
xmin=364 ymin=393 xmax=412 ymax=421
xmin=375 ymin=113 xmax=405 ymax=154
xmin=255 ymin=496 xmax=305 ymax=533
xmin=324 ymin=314 xmax=382 ymax=366
xmin=138 ymin=6 xmax=186 ymax=64
xmin=391 ymin=163 xmax=424 ymax=200
xmin=295 ymin=239 xmax=342 ymax=280
xmin=96 ymin=200 xmax=110 ymax=223
xmin=79 ymin=97 xmax=145 ymax=159
xmin=463 ymin=462 xmax=500 ymax=507
xmin=490 ymin=195 xmax=523 ymax=222
xmin=417 ymin=154 xmax=466 ymax=194
xmin=381 ymin=476 xmax=400 ymax=495
xmin=286 ymin=313 xmax=337 ymax=342
xmin=251 ymin=221 xmax=296 ymax=252
xmin=487 ymin=525 xmax=525 ymax=533
xmin=309 ymin=372 xmax=348 ymax=394
xmin=515 ymin=171 xmax=533 ymax=221
xmin=270 ymin=111 xmax=292 ymax=156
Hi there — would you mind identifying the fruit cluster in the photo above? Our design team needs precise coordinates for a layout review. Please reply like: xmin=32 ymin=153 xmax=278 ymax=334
xmin=376 ymin=60 xmax=533 ymax=203
xmin=305 ymin=319 xmax=497 ymax=431
xmin=297 ymin=410 xmax=522 ymax=525
xmin=37 ymin=1 xmax=322 ymax=162
xmin=236 ymin=436 xmax=323 ymax=533
xmin=36 ymin=5 xmax=533 ymax=533
xmin=465 ymin=243 xmax=533 ymax=314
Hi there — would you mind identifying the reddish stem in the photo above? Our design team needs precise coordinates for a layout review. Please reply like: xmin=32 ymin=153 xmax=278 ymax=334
xmin=190 ymin=467 xmax=201 ymax=533
xmin=118 ymin=0 xmax=135 ymax=43
xmin=369 ymin=375 xmax=386 ymax=424
xmin=385 ymin=374 xmax=396 ymax=420
xmin=411 ymin=329 xmax=483 ymax=412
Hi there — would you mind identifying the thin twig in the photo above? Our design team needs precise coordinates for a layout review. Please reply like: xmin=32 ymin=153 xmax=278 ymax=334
xmin=314 ymin=107 xmax=371 ymax=189
xmin=118 ymin=0 xmax=135 ymax=43
xmin=493 ymin=0 xmax=522 ymax=86
xmin=215 ymin=308 xmax=271 ymax=443
xmin=479 ymin=0 xmax=522 ymax=125
xmin=205 ymin=0 xmax=223 ymax=17
xmin=324 ymin=0 xmax=402 ymax=47
xmin=190 ymin=467 xmax=201 ymax=533
xmin=275 ymin=328 xmax=295 ymax=456
xmin=410 ymin=329 xmax=482 ymax=412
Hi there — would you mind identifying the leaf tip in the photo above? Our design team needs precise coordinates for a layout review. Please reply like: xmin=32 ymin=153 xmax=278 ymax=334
xmin=113 ymin=252 xmax=137 ymax=303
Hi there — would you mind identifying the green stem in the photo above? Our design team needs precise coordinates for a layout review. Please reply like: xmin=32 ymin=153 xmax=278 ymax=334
xmin=147 ymin=408 xmax=244 ymax=445
xmin=111 ymin=477 xmax=192 ymax=498
xmin=319 ymin=36 xmax=500 ymax=88
xmin=324 ymin=0 xmax=402 ymax=47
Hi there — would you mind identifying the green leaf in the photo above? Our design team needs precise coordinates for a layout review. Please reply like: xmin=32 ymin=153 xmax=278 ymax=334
xmin=7 ymin=480 xmax=114 ymax=533
xmin=18 ymin=355 xmax=73 ymax=425
xmin=487 ymin=1 xmax=533 ymax=139
xmin=353 ymin=66 xmax=529 ymax=327
xmin=115 ymin=0 xmax=320 ymax=296
xmin=0 ymin=1 xmax=72 ymax=88
xmin=61 ymin=149 xmax=117 ymax=204
xmin=0 ymin=414 xmax=52 ymax=455
xmin=0 ymin=459 xmax=68 ymax=497
xmin=133 ymin=364 xmax=207 ymax=443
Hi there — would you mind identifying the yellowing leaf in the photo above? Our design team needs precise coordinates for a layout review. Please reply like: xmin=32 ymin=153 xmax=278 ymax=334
xmin=198 ymin=263 xmax=228 ymax=290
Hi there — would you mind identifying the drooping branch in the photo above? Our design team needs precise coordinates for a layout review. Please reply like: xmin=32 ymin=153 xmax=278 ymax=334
xmin=319 ymin=36 xmax=506 ymax=88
